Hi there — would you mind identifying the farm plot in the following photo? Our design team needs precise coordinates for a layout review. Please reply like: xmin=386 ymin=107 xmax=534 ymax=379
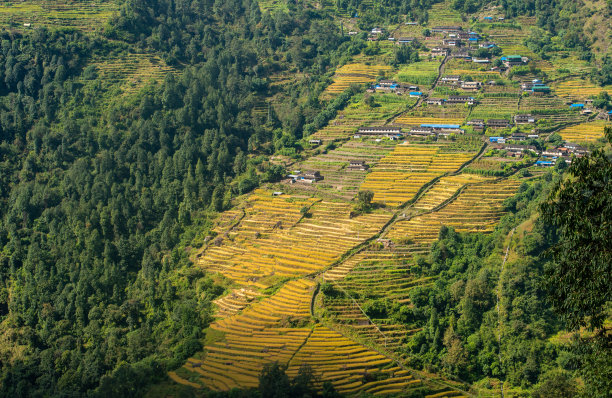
xmin=412 ymin=174 xmax=492 ymax=211
xmin=178 ymin=279 xmax=317 ymax=390
xmin=469 ymin=96 xmax=519 ymax=120
xmin=395 ymin=60 xmax=442 ymax=86
xmin=428 ymin=1 xmax=463 ymax=25
xmin=91 ymin=53 xmax=175 ymax=95
xmin=323 ymin=63 xmax=393 ymax=97
xmin=553 ymin=78 xmax=612 ymax=100
xmin=387 ymin=178 xmax=521 ymax=243
xmin=0 ymin=0 xmax=118 ymax=31
xmin=291 ymin=141 xmax=395 ymax=199
xmin=519 ymin=95 xmax=567 ymax=113
xmin=199 ymin=193 xmax=391 ymax=287
xmin=286 ymin=325 xmax=420 ymax=396
xmin=360 ymin=144 xmax=477 ymax=206
xmin=312 ymin=93 xmax=415 ymax=140
xmin=559 ymin=121 xmax=610 ymax=143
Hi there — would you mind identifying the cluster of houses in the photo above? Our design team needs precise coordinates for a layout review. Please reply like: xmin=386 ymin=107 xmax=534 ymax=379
xmin=287 ymin=170 xmax=324 ymax=184
xmin=440 ymin=75 xmax=483 ymax=91
xmin=489 ymin=131 xmax=539 ymax=144
xmin=521 ymin=79 xmax=550 ymax=94
xmin=368 ymin=80 xmax=421 ymax=96
xmin=538 ymin=143 xmax=590 ymax=166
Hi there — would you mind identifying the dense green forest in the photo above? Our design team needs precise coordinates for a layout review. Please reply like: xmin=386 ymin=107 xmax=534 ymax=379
xmin=0 ymin=0 xmax=610 ymax=397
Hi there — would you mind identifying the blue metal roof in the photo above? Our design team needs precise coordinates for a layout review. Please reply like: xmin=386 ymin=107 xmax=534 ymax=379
xmin=421 ymin=124 xmax=461 ymax=128
xmin=536 ymin=161 xmax=554 ymax=165
xmin=410 ymin=92 xmax=422 ymax=95
xmin=570 ymin=103 xmax=584 ymax=108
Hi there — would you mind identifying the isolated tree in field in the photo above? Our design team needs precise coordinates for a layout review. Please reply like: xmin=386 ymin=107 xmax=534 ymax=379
xmin=540 ymin=126 xmax=611 ymax=331
xmin=354 ymin=190 xmax=374 ymax=212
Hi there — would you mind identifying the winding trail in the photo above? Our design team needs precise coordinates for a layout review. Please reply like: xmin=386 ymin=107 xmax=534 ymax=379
xmin=495 ymin=227 xmax=515 ymax=398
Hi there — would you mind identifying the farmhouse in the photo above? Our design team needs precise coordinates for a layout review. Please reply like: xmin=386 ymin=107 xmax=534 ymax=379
xmin=489 ymin=136 xmax=504 ymax=143
xmin=409 ymin=127 xmax=435 ymax=137
xmin=447 ymin=96 xmax=476 ymax=105
xmin=441 ymin=75 xmax=461 ymax=84
xmin=510 ymin=133 xmax=527 ymax=141
xmin=472 ymin=58 xmax=491 ymax=64
xmin=502 ymin=55 xmax=527 ymax=67
xmin=542 ymin=149 xmax=563 ymax=157
xmin=378 ymin=80 xmax=397 ymax=87
xmin=398 ymin=37 xmax=416 ymax=44
xmin=371 ymin=27 xmax=383 ymax=34
xmin=431 ymin=26 xmax=463 ymax=33
xmin=409 ymin=91 xmax=423 ymax=97
xmin=514 ymin=114 xmax=537 ymax=124
xmin=467 ymin=119 xmax=485 ymax=131
xmin=421 ymin=124 xmax=464 ymax=134
xmin=452 ymin=50 xmax=471 ymax=59
xmin=487 ymin=119 xmax=512 ymax=128
xmin=347 ymin=160 xmax=368 ymax=170
xmin=503 ymin=145 xmax=539 ymax=156
xmin=357 ymin=126 xmax=402 ymax=137
xmin=288 ymin=171 xmax=324 ymax=183
xmin=569 ymin=103 xmax=584 ymax=109
xmin=431 ymin=47 xmax=450 ymax=57
xmin=479 ymin=41 xmax=496 ymax=48
xmin=461 ymin=81 xmax=481 ymax=90
xmin=536 ymin=160 xmax=554 ymax=167
xmin=426 ymin=98 xmax=445 ymax=105
xmin=443 ymin=39 xmax=461 ymax=46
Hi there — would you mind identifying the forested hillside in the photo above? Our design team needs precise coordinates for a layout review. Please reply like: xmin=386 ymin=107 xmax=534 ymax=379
xmin=0 ymin=0 xmax=609 ymax=397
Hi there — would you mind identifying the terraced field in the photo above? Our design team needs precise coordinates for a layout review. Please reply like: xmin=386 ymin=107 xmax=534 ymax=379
xmin=553 ymin=78 xmax=612 ymax=100
xmin=312 ymin=93 xmax=416 ymax=140
xmin=361 ymin=143 xmax=478 ymax=206
xmin=91 ymin=53 xmax=175 ymax=94
xmin=387 ymin=178 xmax=521 ymax=243
xmin=198 ymin=189 xmax=392 ymax=287
xmin=323 ymin=63 xmax=394 ymax=98
xmin=0 ymin=0 xmax=118 ymax=31
xmin=559 ymin=121 xmax=610 ymax=143
xmin=290 ymin=141 xmax=395 ymax=199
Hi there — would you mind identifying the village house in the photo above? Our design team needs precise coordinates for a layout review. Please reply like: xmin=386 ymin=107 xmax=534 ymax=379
xmin=309 ymin=139 xmax=322 ymax=145
xmin=514 ymin=114 xmax=537 ymax=124
xmin=467 ymin=119 xmax=485 ymax=131
xmin=409 ymin=91 xmax=423 ymax=97
xmin=348 ymin=31 xmax=359 ymax=36
xmin=479 ymin=41 xmax=496 ymax=48
xmin=503 ymin=144 xmax=540 ymax=156
xmin=443 ymin=39 xmax=461 ymax=46
xmin=347 ymin=160 xmax=368 ymax=170
xmin=487 ymin=119 xmax=512 ymax=128
xmin=371 ymin=27 xmax=383 ymax=35
xmin=461 ymin=81 xmax=481 ymax=91
xmin=288 ymin=171 xmax=323 ymax=183
xmin=440 ymin=75 xmax=461 ymax=85
xmin=502 ymin=55 xmax=527 ymax=67
xmin=409 ymin=127 xmax=435 ymax=137
xmin=431 ymin=26 xmax=463 ymax=33
xmin=447 ymin=96 xmax=476 ymax=105
xmin=472 ymin=58 xmax=490 ymax=64
xmin=452 ymin=50 xmax=471 ymax=59
xmin=510 ymin=133 xmax=527 ymax=141
xmin=420 ymin=124 xmax=464 ymax=135
xmin=357 ymin=126 xmax=402 ymax=138
xmin=426 ymin=98 xmax=445 ymax=105
xmin=431 ymin=47 xmax=450 ymax=57
xmin=542 ymin=149 xmax=564 ymax=158
xmin=398 ymin=37 xmax=416 ymax=45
